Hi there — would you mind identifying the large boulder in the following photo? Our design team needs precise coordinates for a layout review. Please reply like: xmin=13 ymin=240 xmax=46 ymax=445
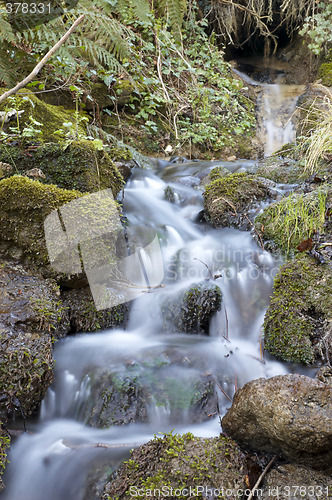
xmin=222 ymin=374 xmax=332 ymax=472
xmin=204 ymin=171 xmax=270 ymax=228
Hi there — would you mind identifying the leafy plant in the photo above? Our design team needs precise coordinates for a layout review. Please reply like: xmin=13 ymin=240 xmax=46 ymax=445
xmin=299 ymin=1 xmax=332 ymax=55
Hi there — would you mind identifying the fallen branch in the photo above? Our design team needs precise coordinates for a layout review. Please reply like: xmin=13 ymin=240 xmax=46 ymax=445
xmin=247 ymin=456 xmax=276 ymax=500
xmin=0 ymin=14 xmax=85 ymax=106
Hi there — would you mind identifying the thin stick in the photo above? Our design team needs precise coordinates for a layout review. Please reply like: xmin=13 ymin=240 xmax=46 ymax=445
xmin=0 ymin=14 xmax=85 ymax=106
xmin=247 ymin=456 xmax=276 ymax=500
xmin=215 ymin=381 xmax=233 ymax=403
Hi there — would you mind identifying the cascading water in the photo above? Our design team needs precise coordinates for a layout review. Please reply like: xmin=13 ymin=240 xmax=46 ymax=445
xmin=1 ymin=65 xmax=307 ymax=500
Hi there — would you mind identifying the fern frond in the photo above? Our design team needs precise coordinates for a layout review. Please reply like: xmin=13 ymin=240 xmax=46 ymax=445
xmin=0 ymin=6 xmax=15 ymax=43
xmin=157 ymin=0 xmax=187 ymax=29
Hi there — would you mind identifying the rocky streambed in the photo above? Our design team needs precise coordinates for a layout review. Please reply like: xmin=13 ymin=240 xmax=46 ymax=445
xmin=0 ymin=60 xmax=331 ymax=499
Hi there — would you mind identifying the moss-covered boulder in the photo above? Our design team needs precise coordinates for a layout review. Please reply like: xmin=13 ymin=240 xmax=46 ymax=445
xmin=161 ymin=281 xmax=222 ymax=334
xmin=102 ymin=432 xmax=248 ymax=499
xmin=0 ymin=176 xmax=83 ymax=270
xmin=254 ymin=156 xmax=304 ymax=184
xmin=263 ymin=254 xmax=332 ymax=364
xmin=255 ymin=188 xmax=329 ymax=254
xmin=204 ymin=171 xmax=270 ymax=227
xmin=0 ymin=429 xmax=10 ymax=492
xmin=0 ymin=331 xmax=54 ymax=418
xmin=0 ymin=260 xmax=68 ymax=338
xmin=0 ymin=89 xmax=87 ymax=142
xmin=0 ymin=140 xmax=124 ymax=196
xmin=61 ymin=287 xmax=128 ymax=333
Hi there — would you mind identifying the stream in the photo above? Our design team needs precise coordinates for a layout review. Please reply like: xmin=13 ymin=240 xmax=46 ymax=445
xmin=1 ymin=62 xmax=307 ymax=499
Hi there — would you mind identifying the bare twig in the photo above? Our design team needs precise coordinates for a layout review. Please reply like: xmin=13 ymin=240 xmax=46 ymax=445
xmin=247 ymin=456 xmax=276 ymax=500
xmin=0 ymin=15 xmax=85 ymax=106
xmin=243 ymin=213 xmax=265 ymax=251
xmin=215 ymin=381 xmax=233 ymax=403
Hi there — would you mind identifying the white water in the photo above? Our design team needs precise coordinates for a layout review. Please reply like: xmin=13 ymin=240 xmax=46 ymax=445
xmin=1 ymin=73 xmax=306 ymax=499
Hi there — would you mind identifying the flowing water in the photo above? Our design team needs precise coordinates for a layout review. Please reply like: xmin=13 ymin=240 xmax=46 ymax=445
xmin=1 ymin=64 xmax=306 ymax=499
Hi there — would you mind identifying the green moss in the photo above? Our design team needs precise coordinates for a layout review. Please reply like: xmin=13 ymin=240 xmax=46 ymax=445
xmin=264 ymin=254 xmax=332 ymax=364
xmin=0 ymin=176 xmax=83 ymax=266
xmin=0 ymin=331 xmax=54 ymax=415
xmin=204 ymin=171 xmax=268 ymax=227
xmin=255 ymin=188 xmax=328 ymax=254
xmin=0 ymin=429 xmax=10 ymax=491
xmin=318 ymin=62 xmax=332 ymax=87
xmin=0 ymin=89 xmax=88 ymax=142
xmin=0 ymin=141 xmax=124 ymax=196
xmin=103 ymin=432 xmax=247 ymax=499
xmin=254 ymin=156 xmax=304 ymax=184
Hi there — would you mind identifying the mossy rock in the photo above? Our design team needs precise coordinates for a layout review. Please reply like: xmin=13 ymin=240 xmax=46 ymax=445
xmin=0 ymin=331 xmax=54 ymax=417
xmin=161 ymin=281 xmax=222 ymax=334
xmin=264 ymin=254 xmax=332 ymax=365
xmin=254 ymin=156 xmax=304 ymax=184
xmin=204 ymin=171 xmax=270 ymax=227
xmin=0 ymin=88 xmax=88 ymax=142
xmin=0 ymin=260 xmax=69 ymax=338
xmin=0 ymin=140 xmax=124 ymax=196
xmin=0 ymin=428 xmax=10 ymax=492
xmin=110 ymin=79 xmax=136 ymax=109
xmin=83 ymin=82 xmax=114 ymax=111
xmin=82 ymin=355 xmax=216 ymax=428
xmin=318 ymin=62 xmax=332 ymax=87
xmin=61 ymin=286 xmax=128 ymax=333
xmin=255 ymin=188 xmax=329 ymax=254
xmin=102 ymin=432 xmax=248 ymax=499
xmin=0 ymin=176 xmax=83 ymax=270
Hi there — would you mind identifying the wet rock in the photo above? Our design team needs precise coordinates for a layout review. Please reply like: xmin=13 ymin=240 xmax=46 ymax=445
xmin=83 ymin=355 xmax=216 ymax=428
xmin=61 ymin=287 xmax=128 ymax=334
xmin=316 ymin=365 xmax=332 ymax=387
xmin=0 ymin=260 xmax=68 ymax=338
xmin=254 ymin=155 xmax=303 ymax=184
xmin=161 ymin=281 xmax=222 ymax=334
xmin=0 ymin=261 xmax=62 ymax=419
xmin=204 ymin=171 xmax=271 ymax=228
xmin=263 ymin=254 xmax=332 ymax=365
xmin=0 ymin=331 xmax=54 ymax=418
xmin=0 ymin=176 xmax=83 ymax=273
xmin=222 ymin=374 xmax=332 ymax=472
xmin=102 ymin=433 xmax=247 ymax=500
xmin=261 ymin=464 xmax=332 ymax=499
